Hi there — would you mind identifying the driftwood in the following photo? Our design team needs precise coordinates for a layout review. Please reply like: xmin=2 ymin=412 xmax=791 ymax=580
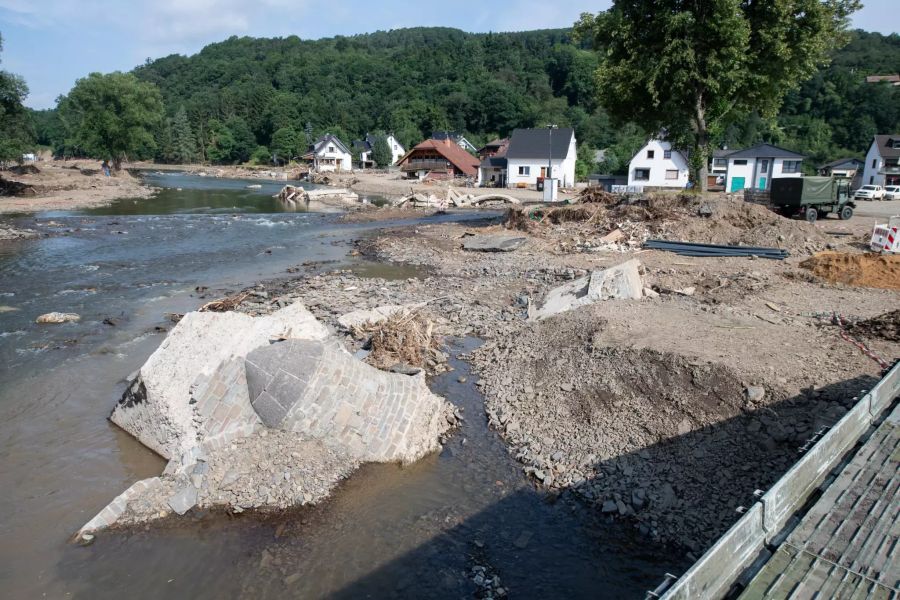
xmin=199 ymin=292 xmax=251 ymax=313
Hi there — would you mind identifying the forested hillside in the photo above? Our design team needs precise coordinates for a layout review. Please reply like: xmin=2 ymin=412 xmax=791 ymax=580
xmin=32 ymin=27 xmax=900 ymax=172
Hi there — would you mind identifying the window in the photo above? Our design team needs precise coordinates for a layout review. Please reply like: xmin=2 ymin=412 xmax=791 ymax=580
xmin=664 ymin=149 xmax=672 ymax=159
xmin=647 ymin=150 xmax=655 ymax=159
xmin=760 ymin=159 xmax=769 ymax=172
xmin=518 ymin=166 xmax=530 ymax=176
xmin=634 ymin=168 xmax=650 ymax=181
xmin=665 ymin=170 xmax=678 ymax=180
xmin=733 ymin=159 xmax=748 ymax=166
xmin=873 ymin=159 xmax=878 ymax=168
xmin=713 ymin=158 xmax=727 ymax=168
xmin=782 ymin=160 xmax=801 ymax=174
xmin=328 ymin=146 xmax=335 ymax=153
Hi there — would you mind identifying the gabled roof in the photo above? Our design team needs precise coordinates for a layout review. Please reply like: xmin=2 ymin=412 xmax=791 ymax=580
xmin=724 ymin=143 xmax=804 ymax=160
xmin=313 ymin=134 xmax=351 ymax=156
xmin=712 ymin=148 xmax=732 ymax=158
xmin=874 ymin=134 xmax=900 ymax=159
xmin=506 ymin=128 xmax=575 ymax=160
xmin=398 ymin=139 xmax=480 ymax=176
xmin=352 ymin=139 xmax=372 ymax=152
xmin=818 ymin=157 xmax=863 ymax=170
xmin=480 ymin=156 xmax=508 ymax=169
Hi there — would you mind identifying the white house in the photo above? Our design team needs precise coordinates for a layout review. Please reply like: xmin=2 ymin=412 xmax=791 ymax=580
xmin=860 ymin=134 xmax=900 ymax=187
xmin=723 ymin=143 xmax=804 ymax=192
xmin=304 ymin=134 xmax=353 ymax=172
xmin=505 ymin=127 xmax=577 ymax=189
xmin=355 ymin=133 xmax=406 ymax=168
xmin=627 ymin=139 xmax=690 ymax=188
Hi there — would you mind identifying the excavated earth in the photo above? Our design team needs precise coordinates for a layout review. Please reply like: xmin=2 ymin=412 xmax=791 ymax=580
xmin=224 ymin=196 xmax=898 ymax=555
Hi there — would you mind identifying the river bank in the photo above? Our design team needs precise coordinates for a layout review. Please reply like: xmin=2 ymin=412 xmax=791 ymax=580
xmin=0 ymin=160 xmax=157 ymax=214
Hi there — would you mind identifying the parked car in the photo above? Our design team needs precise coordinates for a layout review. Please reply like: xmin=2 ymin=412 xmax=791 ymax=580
xmin=853 ymin=185 xmax=885 ymax=200
xmin=884 ymin=185 xmax=900 ymax=200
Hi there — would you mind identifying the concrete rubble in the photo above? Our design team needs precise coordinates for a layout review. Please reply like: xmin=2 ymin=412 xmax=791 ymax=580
xmin=531 ymin=259 xmax=644 ymax=319
xmin=462 ymin=234 xmax=528 ymax=252
xmin=79 ymin=302 xmax=453 ymax=539
xmin=337 ymin=302 xmax=426 ymax=330
xmin=36 ymin=311 xmax=81 ymax=324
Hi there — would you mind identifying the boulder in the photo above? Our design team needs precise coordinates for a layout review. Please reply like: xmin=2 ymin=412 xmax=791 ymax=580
xmin=245 ymin=339 xmax=453 ymax=463
xmin=532 ymin=259 xmax=643 ymax=319
xmin=36 ymin=312 xmax=80 ymax=324
xmin=462 ymin=235 xmax=528 ymax=252
xmin=110 ymin=302 xmax=329 ymax=461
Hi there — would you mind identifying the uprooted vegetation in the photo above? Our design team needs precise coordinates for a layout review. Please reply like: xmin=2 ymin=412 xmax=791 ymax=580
xmin=350 ymin=309 xmax=443 ymax=371
xmin=848 ymin=310 xmax=900 ymax=343
xmin=505 ymin=194 xmax=831 ymax=254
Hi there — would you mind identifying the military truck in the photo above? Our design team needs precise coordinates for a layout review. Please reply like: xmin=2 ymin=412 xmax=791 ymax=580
xmin=770 ymin=177 xmax=854 ymax=223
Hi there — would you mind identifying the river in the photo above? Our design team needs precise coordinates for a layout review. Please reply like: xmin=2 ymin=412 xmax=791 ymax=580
xmin=0 ymin=173 xmax=684 ymax=598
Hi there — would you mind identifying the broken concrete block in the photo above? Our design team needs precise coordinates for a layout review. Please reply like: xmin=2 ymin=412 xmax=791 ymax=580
xmin=168 ymin=482 xmax=199 ymax=515
xmin=36 ymin=312 xmax=80 ymax=324
xmin=337 ymin=302 xmax=426 ymax=330
xmin=533 ymin=259 xmax=643 ymax=319
xmin=110 ymin=302 xmax=329 ymax=461
xmin=462 ymin=235 xmax=527 ymax=252
xmin=245 ymin=339 xmax=453 ymax=463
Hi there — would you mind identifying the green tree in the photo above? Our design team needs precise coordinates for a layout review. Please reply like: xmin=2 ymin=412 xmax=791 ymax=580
xmin=371 ymin=133 xmax=392 ymax=167
xmin=171 ymin=105 xmax=197 ymax=164
xmin=224 ymin=116 xmax=256 ymax=163
xmin=58 ymin=71 xmax=164 ymax=169
xmin=270 ymin=127 xmax=300 ymax=163
xmin=0 ymin=33 xmax=34 ymax=162
xmin=251 ymin=146 xmax=271 ymax=165
xmin=205 ymin=118 xmax=236 ymax=163
xmin=575 ymin=0 xmax=861 ymax=190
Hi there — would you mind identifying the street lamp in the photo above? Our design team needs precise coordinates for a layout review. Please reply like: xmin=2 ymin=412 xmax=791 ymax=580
xmin=546 ymin=124 xmax=558 ymax=201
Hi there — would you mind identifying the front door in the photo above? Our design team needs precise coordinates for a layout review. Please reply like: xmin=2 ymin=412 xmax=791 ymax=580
xmin=730 ymin=177 xmax=745 ymax=192
xmin=758 ymin=177 xmax=767 ymax=189
xmin=540 ymin=167 xmax=547 ymax=178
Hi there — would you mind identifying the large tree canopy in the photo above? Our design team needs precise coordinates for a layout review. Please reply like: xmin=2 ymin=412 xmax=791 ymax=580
xmin=58 ymin=71 xmax=164 ymax=168
xmin=575 ymin=0 xmax=861 ymax=188
xmin=0 ymin=33 xmax=34 ymax=162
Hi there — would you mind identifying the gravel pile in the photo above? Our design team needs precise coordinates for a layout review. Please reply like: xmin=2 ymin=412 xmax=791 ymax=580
xmin=468 ymin=309 xmax=854 ymax=551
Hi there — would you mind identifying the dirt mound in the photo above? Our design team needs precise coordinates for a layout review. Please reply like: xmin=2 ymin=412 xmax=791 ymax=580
xmin=505 ymin=196 xmax=828 ymax=254
xmin=9 ymin=164 xmax=40 ymax=175
xmin=470 ymin=310 xmax=850 ymax=550
xmin=0 ymin=176 xmax=37 ymax=197
xmin=848 ymin=310 xmax=900 ymax=342
xmin=800 ymin=252 xmax=900 ymax=290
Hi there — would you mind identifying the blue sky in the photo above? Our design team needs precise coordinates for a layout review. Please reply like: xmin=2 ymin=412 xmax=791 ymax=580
xmin=1 ymin=0 xmax=897 ymax=109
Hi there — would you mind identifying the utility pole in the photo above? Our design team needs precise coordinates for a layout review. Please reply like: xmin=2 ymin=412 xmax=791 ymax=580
xmin=546 ymin=124 xmax=557 ymax=201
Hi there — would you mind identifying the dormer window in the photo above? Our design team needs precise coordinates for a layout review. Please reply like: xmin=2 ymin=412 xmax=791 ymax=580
xmin=891 ymin=139 xmax=900 ymax=149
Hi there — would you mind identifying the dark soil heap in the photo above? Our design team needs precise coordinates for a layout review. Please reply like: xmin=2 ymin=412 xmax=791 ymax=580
xmin=848 ymin=309 xmax=900 ymax=342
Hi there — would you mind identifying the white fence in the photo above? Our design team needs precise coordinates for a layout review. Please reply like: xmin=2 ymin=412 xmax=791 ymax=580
xmin=660 ymin=359 xmax=900 ymax=599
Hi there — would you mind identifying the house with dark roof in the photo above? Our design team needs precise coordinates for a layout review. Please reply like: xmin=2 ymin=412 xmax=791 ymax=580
xmin=723 ymin=143 xmax=804 ymax=192
xmin=861 ymin=135 xmax=900 ymax=187
xmin=302 ymin=134 xmax=353 ymax=172
xmin=477 ymin=138 xmax=509 ymax=188
xmin=396 ymin=138 xmax=481 ymax=182
xmin=817 ymin=158 xmax=863 ymax=180
xmin=430 ymin=131 xmax=477 ymax=154
xmin=352 ymin=133 xmax=405 ymax=168
xmin=627 ymin=139 xmax=690 ymax=188
xmin=505 ymin=128 xmax=577 ymax=189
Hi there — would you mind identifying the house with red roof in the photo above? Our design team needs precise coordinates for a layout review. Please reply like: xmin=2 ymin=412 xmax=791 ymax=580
xmin=397 ymin=138 xmax=481 ymax=183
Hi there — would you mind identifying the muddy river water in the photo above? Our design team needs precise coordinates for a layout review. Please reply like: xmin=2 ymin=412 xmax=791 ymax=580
xmin=0 ymin=173 xmax=685 ymax=598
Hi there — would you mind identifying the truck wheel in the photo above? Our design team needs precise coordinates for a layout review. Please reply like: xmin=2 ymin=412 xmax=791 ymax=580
xmin=839 ymin=205 xmax=853 ymax=220
xmin=805 ymin=207 xmax=818 ymax=223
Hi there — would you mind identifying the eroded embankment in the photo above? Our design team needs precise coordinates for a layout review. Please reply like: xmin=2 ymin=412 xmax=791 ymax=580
xmin=468 ymin=310 xmax=864 ymax=552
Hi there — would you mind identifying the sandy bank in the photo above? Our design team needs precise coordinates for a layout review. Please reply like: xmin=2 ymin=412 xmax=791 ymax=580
xmin=0 ymin=160 xmax=155 ymax=214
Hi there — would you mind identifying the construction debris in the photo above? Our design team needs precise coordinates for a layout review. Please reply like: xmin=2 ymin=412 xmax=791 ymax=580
xmin=462 ymin=234 xmax=528 ymax=252
xmin=532 ymin=259 xmax=644 ymax=319
xmin=644 ymin=239 xmax=789 ymax=260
